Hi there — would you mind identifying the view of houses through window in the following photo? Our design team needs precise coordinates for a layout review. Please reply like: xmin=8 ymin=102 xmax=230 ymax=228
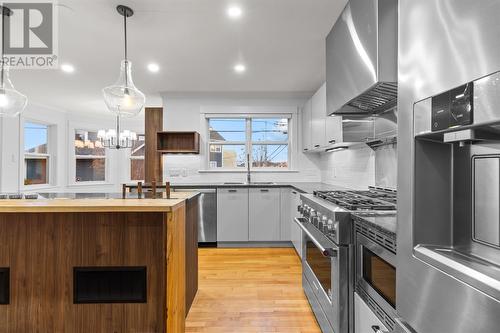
xmin=208 ymin=117 xmax=289 ymax=169
xmin=74 ymin=130 xmax=106 ymax=182
xmin=24 ymin=122 xmax=50 ymax=185
xmin=130 ymin=134 xmax=145 ymax=181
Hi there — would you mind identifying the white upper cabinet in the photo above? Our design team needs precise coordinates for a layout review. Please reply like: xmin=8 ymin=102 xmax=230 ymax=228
xmin=302 ymin=98 xmax=312 ymax=152
xmin=302 ymin=82 xmax=342 ymax=152
xmin=325 ymin=115 xmax=343 ymax=146
xmin=311 ymin=83 xmax=327 ymax=149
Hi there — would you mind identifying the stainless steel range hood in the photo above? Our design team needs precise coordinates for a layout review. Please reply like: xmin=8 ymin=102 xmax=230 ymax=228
xmin=328 ymin=106 xmax=397 ymax=152
xmin=326 ymin=0 xmax=398 ymax=115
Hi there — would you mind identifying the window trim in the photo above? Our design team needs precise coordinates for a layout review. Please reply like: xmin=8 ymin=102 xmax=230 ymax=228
xmin=206 ymin=115 xmax=293 ymax=170
xmin=71 ymin=127 xmax=109 ymax=185
xmin=21 ymin=119 xmax=53 ymax=189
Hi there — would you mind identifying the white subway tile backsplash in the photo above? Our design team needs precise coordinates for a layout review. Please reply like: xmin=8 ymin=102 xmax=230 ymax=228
xmin=319 ymin=143 xmax=397 ymax=189
xmin=320 ymin=146 xmax=376 ymax=189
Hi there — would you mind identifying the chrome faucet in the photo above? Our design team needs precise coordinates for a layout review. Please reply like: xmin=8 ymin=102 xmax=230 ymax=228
xmin=246 ymin=153 xmax=251 ymax=184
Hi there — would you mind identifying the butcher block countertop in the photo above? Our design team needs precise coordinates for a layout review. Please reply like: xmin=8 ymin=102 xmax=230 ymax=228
xmin=0 ymin=191 xmax=199 ymax=213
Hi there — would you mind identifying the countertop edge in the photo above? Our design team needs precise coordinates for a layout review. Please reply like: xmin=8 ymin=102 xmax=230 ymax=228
xmin=0 ymin=198 xmax=191 ymax=213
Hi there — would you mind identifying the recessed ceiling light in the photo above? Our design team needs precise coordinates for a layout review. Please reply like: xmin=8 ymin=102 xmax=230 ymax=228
xmin=227 ymin=5 xmax=243 ymax=19
xmin=147 ymin=63 xmax=160 ymax=73
xmin=60 ymin=63 xmax=75 ymax=73
xmin=233 ymin=64 xmax=246 ymax=73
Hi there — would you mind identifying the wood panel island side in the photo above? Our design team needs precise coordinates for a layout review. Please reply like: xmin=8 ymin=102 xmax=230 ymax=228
xmin=0 ymin=193 xmax=198 ymax=333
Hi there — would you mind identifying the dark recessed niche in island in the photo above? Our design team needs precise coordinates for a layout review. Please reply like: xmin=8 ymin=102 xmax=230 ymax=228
xmin=0 ymin=268 xmax=9 ymax=305
xmin=74 ymin=267 xmax=147 ymax=304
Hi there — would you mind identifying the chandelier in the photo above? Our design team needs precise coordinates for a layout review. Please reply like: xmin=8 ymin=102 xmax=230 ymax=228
xmin=98 ymin=115 xmax=137 ymax=149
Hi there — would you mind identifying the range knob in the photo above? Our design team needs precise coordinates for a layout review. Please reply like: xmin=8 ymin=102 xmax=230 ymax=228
xmin=326 ymin=219 xmax=335 ymax=234
xmin=313 ymin=213 xmax=321 ymax=227
xmin=320 ymin=215 xmax=328 ymax=231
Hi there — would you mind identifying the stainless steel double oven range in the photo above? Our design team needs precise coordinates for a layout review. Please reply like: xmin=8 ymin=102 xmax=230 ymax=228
xmin=295 ymin=188 xmax=397 ymax=333
xmin=353 ymin=212 xmax=397 ymax=332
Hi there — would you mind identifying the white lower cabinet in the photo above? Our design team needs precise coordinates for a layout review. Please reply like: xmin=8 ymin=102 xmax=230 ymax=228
xmin=217 ymin=188 xmax=249 ymax=242
xmin=354 ymin=292 xmax=389 ymax=333
xmin=280 ymin=188 xmax=292 ymax=241
xmin=290 ymin=189 xmax=302 ymax=257
xmin=249 ymin=188 xmax=281 ymax=241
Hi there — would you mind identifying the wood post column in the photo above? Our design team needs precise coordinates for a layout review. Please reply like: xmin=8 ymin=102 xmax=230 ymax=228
xmin=145 ymin=107 xmax=164 ymax=183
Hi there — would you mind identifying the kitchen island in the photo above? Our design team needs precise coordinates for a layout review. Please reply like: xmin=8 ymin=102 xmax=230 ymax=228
xmin=0 ymin=192 xmax=197 ymax=333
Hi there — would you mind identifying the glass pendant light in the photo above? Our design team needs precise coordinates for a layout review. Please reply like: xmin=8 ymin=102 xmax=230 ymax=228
xmin=0 ymin=6 xmax=27 ymax=118
xmin=102 ymin=5 xmax=145 ymax=118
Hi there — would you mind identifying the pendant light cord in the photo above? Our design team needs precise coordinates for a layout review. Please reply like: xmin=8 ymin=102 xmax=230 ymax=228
xmin=123 ymin=12 xmax=128 ymax=87
xmin=123 ymin=12 xmax=127 ymax=61
xmin=1 ymin=7 xmax=5 ymax=87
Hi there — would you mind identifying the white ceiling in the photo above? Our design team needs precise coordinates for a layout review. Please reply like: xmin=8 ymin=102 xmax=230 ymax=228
xmin=12 ymin=0 xmax=347 ymax=115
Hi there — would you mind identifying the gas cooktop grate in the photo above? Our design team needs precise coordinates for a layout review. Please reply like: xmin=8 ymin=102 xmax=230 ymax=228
xmin=314 ymin=190 xmax=397 ymax=211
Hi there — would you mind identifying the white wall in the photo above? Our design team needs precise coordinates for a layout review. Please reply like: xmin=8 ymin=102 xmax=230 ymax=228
xmin=0 ymin=103 xmax=145 ymax=193
xmin=161 ymin=92 xmax=322 ymax=184
xmin=1 ymin=97 xmax=397 ymax=193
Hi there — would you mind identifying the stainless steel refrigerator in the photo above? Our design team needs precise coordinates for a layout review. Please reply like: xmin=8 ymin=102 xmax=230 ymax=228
xmin=398 ymin=1 xmax=500 ymax=332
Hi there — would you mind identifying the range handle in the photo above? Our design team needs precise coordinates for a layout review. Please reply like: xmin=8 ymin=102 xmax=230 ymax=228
xmin=371 ymin=326 xmax=389 ymax=333
xmin=294 ymin=217 xmax=337 ymax=257
xmin=393 ymin=318 xmax=415 ymax=333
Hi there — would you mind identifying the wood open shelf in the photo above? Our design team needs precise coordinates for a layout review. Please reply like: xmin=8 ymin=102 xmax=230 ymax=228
xmin=157 ymin=131 xmax=200 ymax=154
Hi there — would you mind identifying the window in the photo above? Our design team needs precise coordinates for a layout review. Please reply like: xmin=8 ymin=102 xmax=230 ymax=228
xmin=130 ymin=134 xmax=145 ymax=181
xmin=251 ymin=118 xmax=289 ymax=168
xmin=24 ymin=122 xmax=49 ymax=185
xmin=74 ymin=130 xmax=106 ymax=182
xmin=208 ymin=117 xmax=290 ymax=169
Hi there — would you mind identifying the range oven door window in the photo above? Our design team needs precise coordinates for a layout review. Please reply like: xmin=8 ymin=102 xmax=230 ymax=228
xmin=306 ymin=238 xmax=332 ymax=300
xmin=362 ymin=247 xmax=396 ymax=307
xmin=356 ymin=232 xmax=397 ymax=319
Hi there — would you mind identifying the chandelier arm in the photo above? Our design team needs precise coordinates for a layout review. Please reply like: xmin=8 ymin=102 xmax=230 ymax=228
xmin=116 ymin=115 xmax=120 ymax=149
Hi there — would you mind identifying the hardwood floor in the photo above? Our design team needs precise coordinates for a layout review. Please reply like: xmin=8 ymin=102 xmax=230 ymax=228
xmin=186 ymin=248 xmax=321 ymax=333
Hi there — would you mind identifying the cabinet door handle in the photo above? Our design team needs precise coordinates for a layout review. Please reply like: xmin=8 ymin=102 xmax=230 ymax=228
xmin=292 ymin=191 xmax=297 ymax=194
xmin=260 ymin=189 xmax=269 ymax=192
xmin=328 ymin=139 xmax=336 ymax=144
xmin=312 ymin=280 xmax=319 ymax=291
xmin=228 ymin=189 xmax=237 ymax=193
xmin=314 ymin=144 xmax=320 ymax=148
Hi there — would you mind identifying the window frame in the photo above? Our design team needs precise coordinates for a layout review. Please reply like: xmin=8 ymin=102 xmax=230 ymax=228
xmin=71 ymin=128 xmax=109 ymax=185
xmin=129 ymin=134 xmax=145 ymax=182
xmin=22 ymin=119 xmax=52 ymax=189
xmin=206 ymin=115 xmax=292 ymax=170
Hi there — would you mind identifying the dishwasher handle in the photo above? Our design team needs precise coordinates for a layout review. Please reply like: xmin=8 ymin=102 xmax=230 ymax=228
xmin=294 ymin=217 xmax=337 ymax=258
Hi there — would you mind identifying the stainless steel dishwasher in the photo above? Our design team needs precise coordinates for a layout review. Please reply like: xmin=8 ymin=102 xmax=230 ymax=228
xmin=173 ymin=188 xmax=217 ymax=246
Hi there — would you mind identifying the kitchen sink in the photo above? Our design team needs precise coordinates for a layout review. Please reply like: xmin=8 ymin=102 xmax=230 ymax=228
xmin=222 ymin=182 xmax=276 ymax=185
